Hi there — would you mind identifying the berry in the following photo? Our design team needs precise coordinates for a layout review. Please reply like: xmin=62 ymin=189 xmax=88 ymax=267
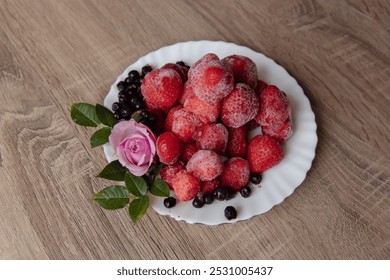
xmin=221 ymin=83 xmax=259 ymax=128
xmin=120 ymin=107 xmax=132 ymax=120
xmin=162 ymin=63 xmax=188 ymax=83
xmin=222 ymin=54 xmax=258 ymax=89
xmin=188 ymin=53 xmax=219 ymax=74
xmin=156 ymin=132 xmax=184 ymax=165
xmin=220 ymin=157 xmax=250 ymax=191
xmin=117 ymin=81 xmax=127 ymax=91
xmin=179 ymin=81 xmax=195 ymax=105
xmin=213 ymin=187 xmax=236 ymax=201
xmin=128 ymin=70 xmax=140 ymax=82
xmin=226 ymin=125 xmax=248 ymax=158
xmin=189 ymin=59 xmax=234 ymax=104
xmin=142 ymin=65 xmax=153 ymax=75
xmin=192 ymin=196 xmax=204 ymax=208
xmin=248 ymin=135 xmax=284 ymax=172
xmin=180 ymin=141 xmax=199 ymax=163
xmin=203 ymin=192 xmax=214 ymax=204
xmin=250 ymin=173 xmax=262 ymax=184
xmin=118 ymin=91 xmax=130 ymax=104
xmin=171 ymin=108 xmax=202 ymax=142
xmin=200 ymin=178 xmax=220 ymax=193
xmin=255 ymin=79 xmax=268 ymax=95
xmin=240 ymin=186 xmax=251 ymax=198
xmin=164 ymin=105 xmax=183 ymax=132
xmin=112 ymin=102 xmax=120 ymax=112
xmin=196 ymin=123 xmax=228 ymax=154
xmin=254 ymin=85 xmax=291 ymax=127
xmin=141 ymin=68 xmax=183 ymax=111
xmin=224 ymin=206 xmax=237 ymax=220
xmin=160 ymin=162 xmax=185 ymax=190
xmin=186 ymin=150 xmax=223 ymax=181
xmin=172 ymin=171 xmax=200 ymax=201
xmin=130 ymin=96 xmax=144 ymax=110
xmin=184 ymin=94 xmax=221 ymax=124
xmin=164 ymin=197 xmax=176 ymax=208
xmin=262 ymin=118 xmax=293 ymax=143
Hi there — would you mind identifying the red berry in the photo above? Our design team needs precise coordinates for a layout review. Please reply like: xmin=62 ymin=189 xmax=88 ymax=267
xmin=255 ymin=79 xmax=268 ymax=95
xmin=160 ymin=162 xmax=185 ymax=190
xmin=262 ymin=118 xmax=293 ymax=143
xmin=220 ymin=157 xmax=250 ymax=191
xmin=189 ymin=59 xmax=234 ymax=104
xmin=186 ymin=150 xmax=223 ymax=181
xmin=222 ymin=55 xmax=258 ymax=89
xmin=221 ymin=83 xmax=259 ymax=128
xmin=254 ymin=85 xmax=291 ymax=127
xmin=226 ymin=125 xmax=248 ymax=158
xmin=179 ymin=81 xmax=195 ymax=105
xmin=184 ymin=94 xmax=221 ymax=124
xmin=189 ymin=53 xmax=219 ymax=74
xmin=164 ymin=104 xmax=182 ymax=132
xmin=172 ymin=170 xmax=200 ymax=201
xmin=171 ymin=108 xmax=202 ymax=142
xmin=161 ymin=63 xmax=187 ymax=83
xmin=141 ymin=68 xmax=183 ymax=111
xmin=196 ymin=123 xmax=228 ymax=155
xmin=248 ymin=135 xmax=284 ymax=172
xmin=200 ymin=178 xmax=220 ymax=193
xmin=156 ymin=132 xmax=184 ymax=165
xmin=180 ymin=141 xmax=199 ymax=163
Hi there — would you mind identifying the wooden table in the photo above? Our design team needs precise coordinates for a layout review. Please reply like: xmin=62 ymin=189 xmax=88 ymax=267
xmin=0 ymin=0 xmax=389 ymax=260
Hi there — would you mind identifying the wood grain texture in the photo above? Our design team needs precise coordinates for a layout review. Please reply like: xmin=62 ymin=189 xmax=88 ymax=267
xmin=0 ymin=0 xmax=389 ymax=259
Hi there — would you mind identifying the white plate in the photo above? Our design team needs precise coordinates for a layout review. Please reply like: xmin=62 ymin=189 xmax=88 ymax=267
xmin=103 ymin=41 xmax=317 ymax=225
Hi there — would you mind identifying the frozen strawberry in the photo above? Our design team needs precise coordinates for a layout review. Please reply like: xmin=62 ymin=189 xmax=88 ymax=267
xmin=255 ymin=79 xmax=268 ymax=95
xmin=246 ymin=119 xmax=260 ymax=131
xmin=262 ymin=118 xmax=293 ymax=143
xmin=187 ymin=150 xmax=223 ymax=181
xmin=226 ymin=125 xmax=248 ymax=158
xmin=172 ymin=170 xmax=200 ymax=201
xmin=189 ymin=59 xmax=234 ymax=104
xmin=156 ymin=132 xmax=184 ymax=165
xmin=160 ymin=162 xmax=185 ymax=190
xmin=184 ymin=94 xmax=221 ymax=124
xmin=179 ymin=81 xmax=195 ymax=105
xmin=141 ymin=68 xmax=183 ymax=111
xmin=248 ymin=135 xmax=284 ymax=172
xmin=180 ymin=141 xmax=199 ymax=163
xmin=171 ymin=108 xmax=202 ymax=142
xmin=222 ymin=55 xmax=258 ymax=89
xmin=254 ymin=85 xmax=291 ymax=127
xmin=200 ymin=178 xmax=220 ymax=193
xmin=161 ymin=63 xmax=187 ymax=83
xmin=196 ymin=123 xmax=228 ymax=154
xmin=164 ymin=104 xmax=182 ymax=132
xmin=220 ymin=83 xmax=259 ymax=128
xmin=220 ymin=157 xmax=250 ymax=191
xmin=188 ymin=53 xmax=219 ymax=75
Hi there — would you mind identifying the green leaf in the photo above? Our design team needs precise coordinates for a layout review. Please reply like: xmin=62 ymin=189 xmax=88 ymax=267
xmin=93 ymin=186 xmax=129 ymax=210
xmin=96 ymin=104 xmax=117 ymax=128
xmin=132 ymin=113 xmax=141 ymax=122
xmin=70 ymin=103 xmax=100 ymax=127
xmin=125 ymin=172 xmax=148 ymax=197
xmin=90 ymin=127 xmax=111 ymax=148
xmin=97 ymin=160 xmax=127 ymax=181
xmin=150 ymin=178 xmax=170 ymax=197
xmin=129 ymin=196 xmax=149 ymax=223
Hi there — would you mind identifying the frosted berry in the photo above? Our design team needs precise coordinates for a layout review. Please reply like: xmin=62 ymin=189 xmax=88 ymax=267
xmin=160 ymin=162 xmax=185 ymax=190
xmin=180 ymin=141 xmax=199 ymax=163
xmin=171 ymin=108 xmax=202 ymax=142
xmin=226 ymin=125 xmax=248 ymax=158
xmin=200 ymin=178 xmax=220 ymax=193
xmin=186 ymin=150 xmax=223 ymax=181
xmin=172 ymin=171 xmax=200 ymax=201
xmin=222 ymin=54 xmax=258 ymax=89
xmin=184 ymin=94 xmax=221 ymax=124
xmin=196 ymin=123 xmax=228 ymax=154
xmin=248 ymin=135 xmax=284 ymax=172
xmin=220 ymin=157 xmax=250 ymax=191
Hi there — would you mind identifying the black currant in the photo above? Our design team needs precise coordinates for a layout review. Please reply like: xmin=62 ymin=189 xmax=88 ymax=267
xmin=224 ymin=206 xmax=237 ymax=220
xmin=250 ymin=173 xmax=262 ymax=185
xmin=111 ymin=102 xmax=120 ymax=112
xmin=213 ymin=187 xmax=229 ymax=201
xmin=240 ymin=186 xmax=251 ymax=198
xmin=116 ymin=81 xmax=127 ymax=91
xmin=203 ymin=192 xmax=214 ymax=204
xmin=142 ymin=65 xmax=153 ymax=75
xmin=164 ymin=197 xmax=176 ymax=208
xmin=192 ymin=196 xmax=204 ymax=208
xmin=128 ymin=70 xmax=140 ymax=82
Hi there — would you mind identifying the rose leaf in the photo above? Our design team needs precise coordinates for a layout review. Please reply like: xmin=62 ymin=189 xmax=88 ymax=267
xmin=97 ymin=160 xmax=127 ymax=181
xmin=150 ymin=178 xmax=170 ymax=197
xmin=93 ymin=186 xmax=130 ymax=210
xmin=95 ymin=104 xmax=117 ymax=128
xmin=125 ymin=172 xmax=148 ymax=197
xmin=129 ymin=195 xmax=149 ymax=223
xmin=71 ymin=103 xmax=101 ymax=127
xmin=90 ymin=127 xmax=111 ymax=148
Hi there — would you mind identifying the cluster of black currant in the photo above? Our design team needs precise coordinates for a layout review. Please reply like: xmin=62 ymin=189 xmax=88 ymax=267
xmin=163 ymin=172 xmax=262 ymax=220
xmin=111 ymin=65 xmax=158 ymax=131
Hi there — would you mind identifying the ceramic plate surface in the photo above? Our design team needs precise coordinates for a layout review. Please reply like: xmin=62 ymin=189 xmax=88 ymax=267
xmin=103 ymin=41 xmax=317 ymax=225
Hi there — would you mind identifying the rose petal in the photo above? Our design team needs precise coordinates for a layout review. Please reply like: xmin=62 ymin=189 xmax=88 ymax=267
xmin=109 ymin=120 xmax=139 ymax=150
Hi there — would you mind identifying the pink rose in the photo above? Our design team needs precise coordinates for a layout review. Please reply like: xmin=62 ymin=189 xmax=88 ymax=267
xmin=109 ymin=119 xmax=157 ymax=176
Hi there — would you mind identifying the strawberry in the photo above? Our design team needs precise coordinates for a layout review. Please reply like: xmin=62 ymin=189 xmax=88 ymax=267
xmin=141 ymin=68 xmax=182 ymax=111
xmin=160 ymin=162 xmax=185 ymax=190
xmin=262 ymin=118 xmax=293 ymax=143
xmin=247 ymin=135 xmax=284 ymax=172
xmin=225 ymin=125 xmax=248 ymax=158
xmin=184 ymin=94 xmax=221 ymax=124
xmin=171 ymin=108 xmax=202 ymax=142
xmin=161 ymin=63 xmax=188 ymax=83
xmin=164 ymin=104 xmax=182 ymax=132
xmin=186 ymin=150 xmax=223 ymax=181
xmin=179 ymin=81 xmax=195 ymax=105
xmin=222 ymin=54 xmax=258 ymax=89
xmin=200 ymin=178 xmax=220 ymax=193
xmin=220 ymin=157 xmax=250 ymax=191
xmin=172 ymin=170 xmax=200 ymax=201
xmin=156 ymin=132 xmax=184 ymax=165
xmin=180 ymin=141 xmax=199 ymax=163
xmin=196 ymin=123 xmax=228 ymax=155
